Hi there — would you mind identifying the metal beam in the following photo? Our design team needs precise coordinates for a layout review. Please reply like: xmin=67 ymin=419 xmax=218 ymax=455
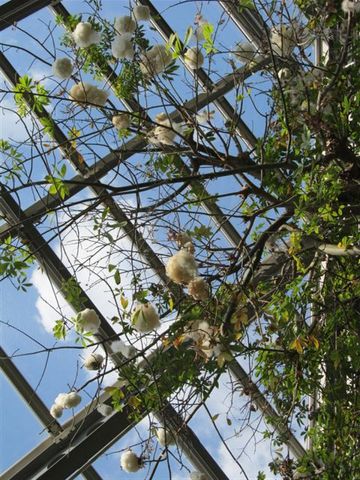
xmin=0 ymin=0 xmax=54 ymax=31
xmin=0 ymin=346 xmax=103 ymax=480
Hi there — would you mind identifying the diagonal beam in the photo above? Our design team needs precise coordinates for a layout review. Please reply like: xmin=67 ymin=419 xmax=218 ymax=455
xmin=0 ymin=0 xmax=55 ymax=31
xmin=219 ymin=0 xmax=265 ymax=46
xmin=0 ymin=346 xmax=104 ymax=480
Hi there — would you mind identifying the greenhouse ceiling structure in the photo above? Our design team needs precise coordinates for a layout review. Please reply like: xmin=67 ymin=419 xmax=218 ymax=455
xmin=0 ymin=0 xmax=359 ymax=479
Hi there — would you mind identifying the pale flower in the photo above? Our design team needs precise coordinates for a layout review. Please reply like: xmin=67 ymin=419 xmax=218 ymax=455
xmin=140 ymin=44 xmax=172 ymax=76
xmin=184 ymin=47 xmax=204 ymax=70
xmin=120 ymin=450 xmax=141 ymax=472
xmin=76 ymin=308 xmax=101 ymax=333
xmin=110 ymin=339 xmax=137 ymax=359
xmin=52 ymin=58 xmax=73 ymax=79
xmin=188 ymin=277 xmax=209 ymax=301
xmin=97 ymin=403 xmax=113 ymax=417
xmin=166 ymin=250 xmax=197 ymax=284
xmin=270 ymin=24 xmax=296 ymax=57
xmin=83 ymin=352 xmax=104 ymax=370
xmin=72 ymin=22 xmax=100 ymax=48
xmin=69 ymin=83 xmax=109 ymax=107
xmin=131 ymin=303 xmax=161 ymax=333
xmin=112 ymin=113 xmax=131 ymax=130
xmin=115 ymin=16 xmax=136 ymax=34
xmin=50 ymin=403 xmax=63 ymax=419
xmin=233 ymin=42 xmax=256 ymax=63
xmin=133 ymin=5 xmax=151 ymax=21
xmin=341 ymin=0 xmax=360 ymax=13
xmin=111 ymin=33 xmax=134 ymax=60
xmin=156 ymin=427 xmax=175 ymax=446
xmin=62 ymin=392 xmax=82 ymax=409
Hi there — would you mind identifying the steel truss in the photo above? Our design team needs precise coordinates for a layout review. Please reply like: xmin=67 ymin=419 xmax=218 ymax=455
xmin=0 ymin=0 xmax=306 ymax=479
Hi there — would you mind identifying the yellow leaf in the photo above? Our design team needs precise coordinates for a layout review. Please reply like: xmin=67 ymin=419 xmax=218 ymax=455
xmin=173 ymin=335 xmax=185 ymax=349
xmin=168 ymin=295 xmax=174 ymax=311
xmin=120 ymin=296 xmax=128 ymax=309
xmin=290 ymin=337 xmax=304 ymax=354
xmin=128 ymin=395 xmax=142 ymax=409
xmin=308 ymin=335 xmax=320 ymax=350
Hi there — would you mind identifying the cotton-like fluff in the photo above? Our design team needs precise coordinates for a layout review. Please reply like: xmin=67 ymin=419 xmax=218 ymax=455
xmin=69 ymin=83 xmax=109 ymax=107
xmin=50 ymin=403 xmax=63 ymax=419
xmin=111 ymin=33 xmax=134 ymax=60
xmin=190 ymin=472 xmax=207 ymax=480
xmin=133 ymin=5 xmax=151 ymax=21
xmin=270 ymin=25 xmax=296 ymax=57
xmin=156 ymin=427 xmax=175 ymax=446
xmin=76 ymin=308 xmax=101 ymax=333
xmin=112 ymin=113 xmax=131 ymax=130
xmin=72 ymin=22 xmax=100 ymax=48
xmin=110 ymin=339 xmax=137 ymax=359
xmin=52 ymin=58 xmax=73 ymax=79
xmin=277 ymin=67 xmax=292 ymax=81
xmin=54 ymin=392 xmax=68 ymax=408
xmin=83 ymin=352 xmax=104 ymax=370
xmin=184 ymin=47 xmax=204 ymax=70
xmin=188 ymin=277 xmax=209 ymax=302
xmin=97 ymin=403 xmax=113 ymax=416
xmin=62 ymin=392 xmax=82 ymax=409
xmin=148 ymin=112 xmax=184 ymax=146
xmin=233 ymin=42 xmax=256 ymax=63
xmin=342 ymin=0 xmax=360 ymax=13
xmin=140 ymin=44 xmax=172 ymax=76
xmin=131 ymin=303 xmax=161 ymax=333
xmin=166 ymin=250 xmax=197 ymax=284
xmin=115 ymin=16 xmax=136 ymax=34
xmin=120 ymin=450 xmax=141 ymax=473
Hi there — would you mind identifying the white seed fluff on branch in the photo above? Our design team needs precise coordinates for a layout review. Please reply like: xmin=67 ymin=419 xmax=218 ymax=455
xmin=50 ymin=403 xmax=63 ymax=419
xmin=233 ymin=42 xmax=256 ymax=63
xmin=166 ymin=250 xmax=197 ymax=284
xmin=54 ymin=392 xmax=68 ymax=408
xmin=120 ymin=450 xmax=141 ymax=472
xmin=131 ymin=303 xmax=161 ymax=333
xmin=52 ymin=58 xmax=73 ymax=79
xmin=97 ymin=403 xmax=113 ymax=417
xmin=193 ymin=15 xmax=210 ymax=42
xmin=188 ymin=277 xmax=209 ymax=301
xmin=112 ymin=113 xmax=131 ymax=130
xmin=342 ymin=0 xmax=360 ymax=13
xmin=69 ymin=83 xmax=110 ymax=107
xmin=111 ymin=33 xmax=134 ymax=60
xmin=72 ymin=22 xmax=100 ymax=48
xmin=110 ymin=339 xmax=137 ymax=359
xmin=140 ymin=44 xmax=172 ymax=76
xmin=184 ymin=47 xmax=204 ymax=70
xmin=269 ymin=25 xmax=296 ymax=57
xmin=76 ymin=308 xmax=101 ymax=333
xmin=156 ymin=427 xmax=176 ymax=446
xmin=115 ymin=16 xmax=136 ymax=34
xmin=54 ymin=392 xmax=81 ymax=409
xmin=83 ymin=352 xmax=104 ymax=370
xmin=133 ymin=5 xmax=151 ymax=21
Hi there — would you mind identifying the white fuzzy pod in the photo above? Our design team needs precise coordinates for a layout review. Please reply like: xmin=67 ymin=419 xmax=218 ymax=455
xmin=166 ymin=250 xmax=197 ymax=284
xmin=233 ymin=42 xmax=256 ymax=63
xmin=111 ymin=33 xmax=134 ymax=60
xmin=112 ymin=114 xmax=131 ymax=130
xmin=115 ymin=16 xmax=136 ymax=34
xmin=188 ymin=277 xmax=209 ymax=301
xmin=270 ymin=25 xmax=295 ymax=57
xmin=69 ymin=83 xmax=109 ymax=107
xmin=120 ymin=450 xmax=141 ymax=472
xmin=133 ymin=5 xmax=151 ymax=21
xmin=194 ymin=17 xmax=210 ymax=42
xmin=83 ymin=353 xmax=104 ymax=370
xmin=52 ymin=58 xmax=73 ymax=79
xmin=50 ymin=403 xmax=63 ymax=419
xmin=110 ymin=339 xmax=137 ymax=359
xmin=184 ymin=47 xmax=204 ymax=70
xmin=342 ymin=0 xmax=360 ymax=13
xmin=54 ymin=393 xmax=68 ymax=408
xmin=131 ymin=303 xmax=161 ymax=333
xmin=97 ymin=403 xmax=113 ymax=417
xmin=63 ymin=392 xmax=82 ymax=409
xmin=156 ymin=427 xmax=175 ymax=446
xmin=72 ymin=22 xmax=100 ymax=48
xmin=140 ymin=44 xmax=172 ymax=76
xmin=277 ymin=67 xmax=292 ymax=81
xmin=76 ymin=308 xmax=101 ymax=333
